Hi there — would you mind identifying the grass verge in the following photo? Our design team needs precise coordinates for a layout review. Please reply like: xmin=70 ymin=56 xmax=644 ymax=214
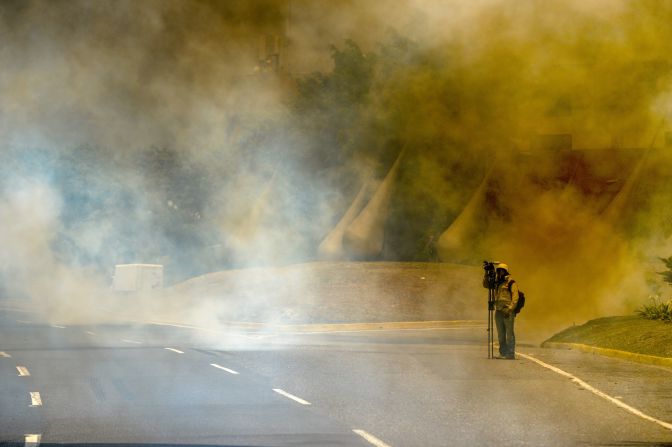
xmin=544 ymin=315 xmax=672 ymax=358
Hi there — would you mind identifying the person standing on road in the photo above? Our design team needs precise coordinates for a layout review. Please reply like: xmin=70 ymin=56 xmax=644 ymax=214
xmin=490 ymin=263 xmax=519 ymax=359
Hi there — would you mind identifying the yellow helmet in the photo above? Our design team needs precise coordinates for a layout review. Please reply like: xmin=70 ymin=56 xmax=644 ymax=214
xmin=496 ymin=263 xmax=509 ymax=273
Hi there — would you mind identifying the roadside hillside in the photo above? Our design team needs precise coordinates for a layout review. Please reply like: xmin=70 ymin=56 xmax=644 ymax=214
xmin=544 ymin=315 xmax=672 ymax=358
xmin=159 ymin=262 xmax=483 ymax=325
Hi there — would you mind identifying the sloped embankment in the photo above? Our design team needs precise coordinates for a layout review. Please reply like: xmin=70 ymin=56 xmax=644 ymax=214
xmin=544 ymin=315 xmax=672 ymax=358
xmin=165 ymin=262 xmax=483 ymax=324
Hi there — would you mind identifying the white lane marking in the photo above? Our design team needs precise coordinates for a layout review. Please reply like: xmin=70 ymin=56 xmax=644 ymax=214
xmin=164 ymin=347 xmax=184 ymax=354
xmin=121 ymin=339 xmax=142 ymax=344
xmin=24 ymin=433 xmax=41 ymax=446
xmin=17 ymin=366 xmax=30 ymax=376
xmin=273 ymin=388 xmax=311 ymax=405
xmin=30 ymin=392 xmax=42 ymax=407
xmin=353 ymin=429 xmax=392 ymax=447
xmin=520 ymin=353 xmax=672 ymax=431
xmin=50 ymin=325 xmax=66 ymax=329
xmin=210 ymin=363 xmax=239 ymax=375
xmin=0 ymin=351 xmax=11 ymax=358
xmin=85 ymin=331 xmax=96 ymax=336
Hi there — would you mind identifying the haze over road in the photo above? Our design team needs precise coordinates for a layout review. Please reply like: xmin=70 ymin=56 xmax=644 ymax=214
xmin=1 ymin=302 xmax=670 ymax=446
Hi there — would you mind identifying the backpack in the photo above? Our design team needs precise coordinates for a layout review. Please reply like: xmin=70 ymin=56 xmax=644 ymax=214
xmin=508 ymin=280 xmax=526 ymax=314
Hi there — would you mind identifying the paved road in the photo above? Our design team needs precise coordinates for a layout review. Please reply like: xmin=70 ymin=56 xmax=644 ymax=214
xmin=1 ymin=304 xmax=671 ymax=446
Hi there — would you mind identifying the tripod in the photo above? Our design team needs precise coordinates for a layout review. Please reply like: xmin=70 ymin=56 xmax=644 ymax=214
xmin=487 ymin=283 xmax=496 ymax=359
xmin=483 ymin=261 xmax=497 ymax=359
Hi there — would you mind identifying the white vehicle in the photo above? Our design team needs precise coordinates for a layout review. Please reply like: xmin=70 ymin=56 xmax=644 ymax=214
xmin=112 ymin=264 xmax=164 ymax=292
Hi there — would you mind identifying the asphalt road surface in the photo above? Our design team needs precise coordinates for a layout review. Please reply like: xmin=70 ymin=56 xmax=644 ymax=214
xmin=1 ymin=303 xmax=671 ymax=446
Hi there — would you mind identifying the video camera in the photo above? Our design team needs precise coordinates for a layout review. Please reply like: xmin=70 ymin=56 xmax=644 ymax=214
xmin=483 ymin=261 xmax=498 ymax=358
xmin=483 ymin=260 xmax=497 ymax=289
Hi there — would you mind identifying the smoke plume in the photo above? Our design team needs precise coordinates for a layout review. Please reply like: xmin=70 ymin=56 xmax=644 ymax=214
xmin=2 ymin=0 xmax=672 ymax=337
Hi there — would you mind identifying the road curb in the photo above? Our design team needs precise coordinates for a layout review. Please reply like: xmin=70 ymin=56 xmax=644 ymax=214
xmin=275 ymin=320 xmax=486 ymax=333
xmin=542 ymin=341 xmax=672 ymax=368
xmin=148 ymin=319 xmax=486 ymax=333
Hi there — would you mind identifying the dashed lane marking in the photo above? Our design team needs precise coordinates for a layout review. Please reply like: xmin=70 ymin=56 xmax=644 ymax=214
xmin=273 ymin=388 xmax=311 ymax=405
xmin=210 ymin=363 xmax=239 ymax=375
xmin=520 ymin=353 xmax=672 ymax=431
xmin=0 ymin=351 xmax=11 ymax=358
xmin=50 ymin=325 xmax=66 ymax=329
xmin=85 ymin=331 xmax=96 ymax=336
xmin=121 ymin=339 xmax=142 ymax=344
xmin=164 ymin=347 xmax=184 ymax=354
xmin=17 ymin=366 xmax=30 ymax=376
xmin=30 ymin=392 xmax=42 ymax=407
xmin=353 ymin=429 xmax=392 ymax=447
xmin=24 ymin=434 xmax=41 ymax=446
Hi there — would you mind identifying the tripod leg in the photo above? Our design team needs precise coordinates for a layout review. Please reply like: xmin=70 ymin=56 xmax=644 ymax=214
xmin=488 ymin=288 xmax=495 ymax=359
xmin=487 ymin=295 xmax=491 ymax=359
xmin=488 ymin=309 xmax=492 ymax=358
xmin=487 ymin=310 xmax=490 ymax=358
xmin=489 ymin=308 xmax=494 ymax=358
xmin=491 ymin=299 xmax=496 ymax=357
xmin=487 ymin=290 xmax=492 ymax=358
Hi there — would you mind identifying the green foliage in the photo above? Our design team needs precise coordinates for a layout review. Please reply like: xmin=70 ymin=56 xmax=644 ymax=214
xmin=292 ymin=39 xmax=375 ymax=168
xmin=636 ymin=257 xmax=672 ymax=322
xmin=637 ymin=296 xmax=672 ymax=322
xmin=290 ymin=34 xmax=486 ymax=261
xmin=296 ymin=39 xmax=374 ymax=109
xmin=658 ymin=256 xmax=672 ymax=286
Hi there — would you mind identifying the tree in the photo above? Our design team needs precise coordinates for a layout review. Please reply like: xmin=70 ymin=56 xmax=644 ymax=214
xmin=292 ymin=39 xmax=375 ymax=169
xmin=658 ymin=256 xmax=672 ymax=286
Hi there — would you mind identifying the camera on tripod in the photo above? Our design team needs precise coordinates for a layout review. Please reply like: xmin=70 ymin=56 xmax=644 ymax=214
xmin=482 ymin=260 xmax=500 ymax=358
xmin=483 ymin=260 xmax=498 ymax=289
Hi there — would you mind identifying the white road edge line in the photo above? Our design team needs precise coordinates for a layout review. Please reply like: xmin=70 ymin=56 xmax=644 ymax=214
xmin=273 ymin=388 xmax=311 ymax=405
xmin=210 ymin=363 xmax=239 ymax=375
xmin=30 ymin=392 xmax=42 ymax=407
xmin=121 ymin=339 xmax=142 ymax=344
xmin=520 ymin=353 xmax=672 ymax=431
xmin=0 ymin=351 xmax=11 ymax=358
xmin=164 ymin=347 xmax=184 ymax=354
xmin=24 ymin=433 xmax=41 ymax=446
xmin=353 ymin=429 xmax=392 ymax=447
xmin=17 ymin=366 xmax=30 ymax=376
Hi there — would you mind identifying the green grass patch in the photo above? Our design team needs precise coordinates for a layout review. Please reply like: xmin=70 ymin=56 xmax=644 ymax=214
xmin=637 ymin=297 xmax=672 ymax=322
xmin=545 ymin=315 xmax=672 ymax=358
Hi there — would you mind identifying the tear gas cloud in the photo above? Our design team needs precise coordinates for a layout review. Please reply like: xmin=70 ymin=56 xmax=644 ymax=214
xmin=1 ymin=0 xmax=672 ymax=338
